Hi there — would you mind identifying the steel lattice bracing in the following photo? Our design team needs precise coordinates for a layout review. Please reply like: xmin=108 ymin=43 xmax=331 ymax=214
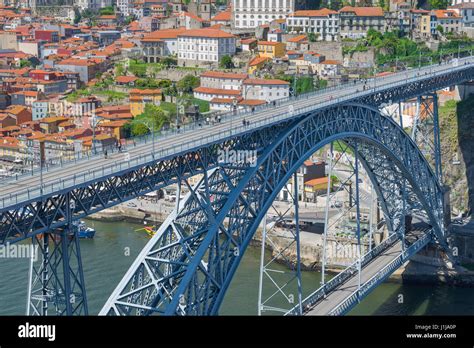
xmin=27 ymin=230 xmax=88 ymax=316
xmin=1 ymin=59 xmax=472 ymax=317
xmin=100 ymin=103 xmax=444 ymax=315
xmin=1 ymin=60 xmax=473 ymax=246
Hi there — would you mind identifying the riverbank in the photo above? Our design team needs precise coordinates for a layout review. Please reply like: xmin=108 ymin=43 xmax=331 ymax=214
xmin=88 ymin=199 xmax=474 ymax=286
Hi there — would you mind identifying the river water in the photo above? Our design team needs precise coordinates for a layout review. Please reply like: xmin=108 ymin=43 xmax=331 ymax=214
xmin=0 ymin=220 xmax=473 ymax=315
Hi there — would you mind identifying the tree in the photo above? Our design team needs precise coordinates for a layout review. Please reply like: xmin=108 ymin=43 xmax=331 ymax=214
xmin=158 ymin=79 xmax=172 ymax=88
xmin=115 ymin=63 xmax=125 ymax=76
xmin=177 ymin=75 xmax=200 ymax=93
xmin=436 ymin=25 xmax=444 ymax=34
xmin=20 ymin=59 xmax=31 ymax=68
xmin=429 ymin=0 xmax=449 ymax=9
xmin=161 ymin=57 xmax=177 ymax=68
xmin=219 ymin=55 xmax=234 ymax=69
xmin=131 ymin=104 xmax=170 ymax=136
xmin=74 ymin=8 xmax=82 ymax=24
xmin=308 ymin=32 xmax=318 ymax=42
xmin=99 ymin=6 xmax=115 ymax=15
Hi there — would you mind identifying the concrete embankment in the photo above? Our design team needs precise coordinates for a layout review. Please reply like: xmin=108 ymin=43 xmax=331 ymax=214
xmin=89 ymin=199 xmax=474 ymax=286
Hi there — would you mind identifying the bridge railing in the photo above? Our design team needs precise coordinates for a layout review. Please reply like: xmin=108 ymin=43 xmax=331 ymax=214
xmin=2 ymin=55 xmax=473 ymax=189
xmin=1 ymin=57 xmax=474 ymax=209
xmin=327 ymin=230 xmax=432 ymax=316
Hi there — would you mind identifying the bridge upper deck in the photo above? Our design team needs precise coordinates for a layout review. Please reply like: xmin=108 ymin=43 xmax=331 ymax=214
xmin=301 ymin=226 xmax=432 ymax=316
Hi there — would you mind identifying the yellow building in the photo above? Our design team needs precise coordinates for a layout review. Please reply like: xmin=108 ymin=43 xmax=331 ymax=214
xmin=129 ymin=89 xmax=162 ymax=117
xmin=304 ymin=177 xmax=331 ymax=194
xmin=419 ymin=12 xmax=436 ymax=37
xmin=257 ymin=41 xmax=286 ymax=59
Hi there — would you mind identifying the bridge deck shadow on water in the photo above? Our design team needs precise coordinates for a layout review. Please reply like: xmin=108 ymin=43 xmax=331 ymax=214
xmin=1 ymin=57 xmax=474 ymax=316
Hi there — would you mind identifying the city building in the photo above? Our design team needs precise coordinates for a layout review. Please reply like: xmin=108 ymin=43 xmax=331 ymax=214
xmin=231 ymin=0 xmax=319 ymax=29
xmin=419 ymin=11 xmax=437 ymax=37
xmin=339 ymin=6 xmax=385 ymax=39
xmin=257 ymin=41 xmax=286 ymax=58
xmin=450 ymin=2 xmax=474 ymax=28
xmin=200 ymin=71 xmax=248 ymax=90
xmin=241 ymin=78 xmax=290 ymax=102
xmin=129 ymin=88 xmax=162 ymax=116
xmin=434 ymin=9 xmax=462 ymax=34
xmin=286 ymin=8 xmax=339 ymax=41
xmin=141 ymin=28 xmax=187 ymax=63
xmin=177 ymin=29 xmax=236 ymax=68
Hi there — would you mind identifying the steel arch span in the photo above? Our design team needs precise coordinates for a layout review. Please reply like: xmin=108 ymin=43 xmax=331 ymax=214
xmin=100 ymin=103 xmax=445 ymax=316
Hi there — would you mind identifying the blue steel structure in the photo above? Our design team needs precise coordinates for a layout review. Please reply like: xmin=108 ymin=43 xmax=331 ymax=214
xmin=0 ymin=58 xmax=473 ymax=316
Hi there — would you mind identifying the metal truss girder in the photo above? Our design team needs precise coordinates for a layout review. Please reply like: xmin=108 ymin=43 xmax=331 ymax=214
xmin=100 ymin=103 xmax=444 ymax=316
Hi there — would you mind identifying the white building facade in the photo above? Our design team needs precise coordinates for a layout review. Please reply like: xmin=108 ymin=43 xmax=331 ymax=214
xmin=116 ymin=0 xmax=132 ymax=16
xmin=232 ymin=0 xmax=295 ymax=29
xmin=241 ymin=78 xmax=290 ymax=102
xmin=286 ymin=9 xmax=339 ymax=41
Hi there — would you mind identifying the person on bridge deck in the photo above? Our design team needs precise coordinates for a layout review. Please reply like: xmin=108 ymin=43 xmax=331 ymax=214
xmin=104 ymin=150 xmax=108 ymax=159
xmin=243 ymin=119 xmax=246 ymax=127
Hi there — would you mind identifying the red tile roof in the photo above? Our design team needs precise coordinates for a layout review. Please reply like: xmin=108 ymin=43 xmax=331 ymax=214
xmin=201 ymin=71 xmax=248 ymax=80
xmin=116 ymin=76 xmax=138 ymax=83
xmin=142 ymin=28 xmax=187 ymax=41
xmin=178 ymin=11 xmax=205 ymax=22
xmin=211 ymin=10 xmax=231 ymax=21
xmin=339 ymin=6 xmax=384 ymax=17
xmin=290 ymin=8 xmax=337 ymax=17
xmin=287 ymin=35 xmax=307 ymax=43
xmin=249 ymin=56 xmax=270 ymax=66
xmin=178 ymin=28 xmax=235 ymax=39
xmin=238 ymin=99 xmax=266 ymax=106
xmin=258 ymin=41 xmax=283 ymax=46
xmin=435 ymin=9 xmax=461 ymax=19
xmin=194 ymin=87 xmax=241 ymax=95
xmin=243 ymin=78 xmax=290 ymax=85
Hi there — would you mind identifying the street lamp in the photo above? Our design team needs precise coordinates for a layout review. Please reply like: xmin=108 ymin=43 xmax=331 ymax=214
xmin=135 ymin=119 xmax=156 ymax=158
xmin=175 ymin=90 xmax=183 ymax=130
xmin=230 ymin=98 xmax=237 ymax=134
xmin=90 ymin=113 xmax=98 ymax=154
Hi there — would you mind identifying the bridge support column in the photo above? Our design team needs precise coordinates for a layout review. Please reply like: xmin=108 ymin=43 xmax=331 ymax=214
xmin=257 ymin=173 xmax=304 ymax=315
xmin=411 ymin=93 xmax=442 ymax=182
xmin=321 ymin=142 xmax=333 ymax=285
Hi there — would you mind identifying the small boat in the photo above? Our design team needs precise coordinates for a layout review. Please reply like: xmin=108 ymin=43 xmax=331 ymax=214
xmin=75 ymin=221 xmax=96 ymax=239
xmin=135 ymin=225 xmax=156 ymax=237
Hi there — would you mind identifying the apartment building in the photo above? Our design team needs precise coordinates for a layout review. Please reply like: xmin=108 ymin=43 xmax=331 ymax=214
xmin=286 ymin=8 xmax=339 ymax=41
xmin=232 ymin=0 xmax=319 ymax=29
xmin=177 ymin=29 xmax=236 ymax=67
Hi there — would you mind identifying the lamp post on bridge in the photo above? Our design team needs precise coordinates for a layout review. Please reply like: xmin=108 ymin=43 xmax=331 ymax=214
xmin=90 ymin=113 xmax=98 ymax=155
xmin=230 ymin=97 xmax=237 ymax=134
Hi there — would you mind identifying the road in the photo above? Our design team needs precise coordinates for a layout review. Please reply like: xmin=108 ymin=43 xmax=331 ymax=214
xmin=304 ymin=226 xmax=429 ymax=315
xmin=1 ymin=57 xmax=473 ymax=208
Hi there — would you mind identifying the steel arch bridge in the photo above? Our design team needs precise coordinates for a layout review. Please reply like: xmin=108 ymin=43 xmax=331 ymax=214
xmin=100 ymin=103 xmax=444 ymax=315
xmin=1 ymin=58 xmax=473 ymax=316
